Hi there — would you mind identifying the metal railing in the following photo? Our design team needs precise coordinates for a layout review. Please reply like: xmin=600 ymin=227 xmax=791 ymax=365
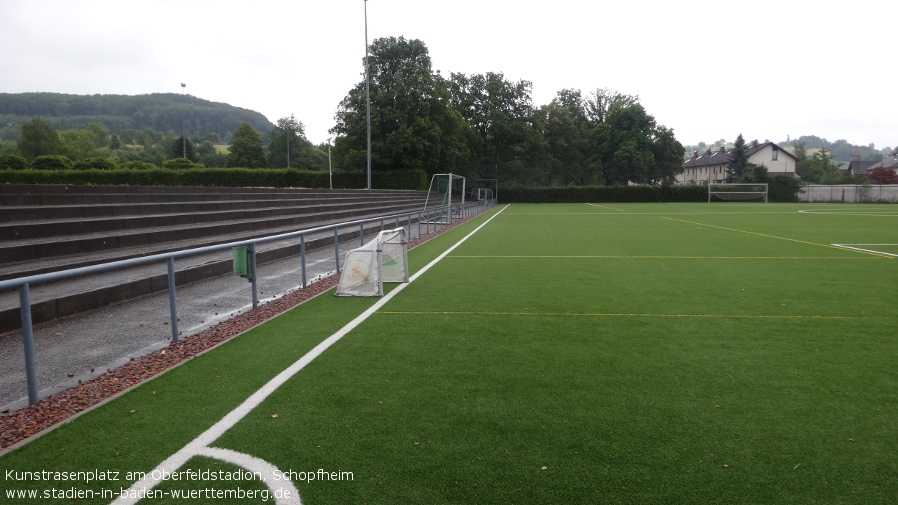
xmin=1 ymin=199 xmax=496 ymax=406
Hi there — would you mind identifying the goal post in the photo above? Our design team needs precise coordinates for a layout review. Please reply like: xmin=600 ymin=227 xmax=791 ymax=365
xmin=708 ymin=183 xmax=768 ymax=203
xmin=423 ymin=173 xmax=466 ymax=224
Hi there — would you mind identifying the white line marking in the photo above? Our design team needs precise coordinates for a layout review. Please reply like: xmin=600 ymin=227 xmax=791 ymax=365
xmin=831 ymin=244 xmax=898 ymax=257
xmin=195 ymin=447 xmax=301 ymax=504
xmin=112 ymin=205 xmax=509 ymax=505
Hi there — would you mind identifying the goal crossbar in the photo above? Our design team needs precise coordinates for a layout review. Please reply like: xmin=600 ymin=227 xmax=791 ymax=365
xmin=708 ymin=183 xmax=768 ymax=203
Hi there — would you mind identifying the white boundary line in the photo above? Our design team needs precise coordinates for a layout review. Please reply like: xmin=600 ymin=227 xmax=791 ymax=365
xmin=831 ymin=244 xmax=898 ymax=257
xmin=112 ymin=205 xmax=509 ymax=505
xmin=798 ymin=209 xmax=898 ymax=216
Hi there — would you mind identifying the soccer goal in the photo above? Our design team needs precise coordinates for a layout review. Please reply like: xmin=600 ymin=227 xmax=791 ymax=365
xmin=708 ymin=183 xmax=768 ymax=203
xmin=423 ymin=173 xmax=465 ymax=224
xmin=335 ymin=228 xmax=409 ymax=297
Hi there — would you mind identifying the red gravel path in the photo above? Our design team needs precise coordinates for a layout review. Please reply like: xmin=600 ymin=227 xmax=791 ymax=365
xmin=0 ymin=219 xmax=470 ymax=450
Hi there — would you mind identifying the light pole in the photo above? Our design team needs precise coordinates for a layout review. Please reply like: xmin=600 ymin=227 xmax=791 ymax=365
xmin=180 ymin=82 xmax=187 ymax=158
xmin=364 ymin=0 xmax=372 ymax=191
xmin=327 ymin=137 xmax=333 ymax=190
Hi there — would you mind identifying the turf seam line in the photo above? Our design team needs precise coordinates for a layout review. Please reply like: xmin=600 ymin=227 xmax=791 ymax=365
xmin=584 ymin=203 xmax=625 ymax=212
xmin=110 ymin=204 xmax=510 ymax=505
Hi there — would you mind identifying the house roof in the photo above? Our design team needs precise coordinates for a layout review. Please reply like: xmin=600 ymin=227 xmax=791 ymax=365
xmin=876 ymin=155 xmax=898 ymax=170
xmin=682 ymin=140 xmax=798 ymax=168
xmin=838 ymin=160 xmax=879 ymax=175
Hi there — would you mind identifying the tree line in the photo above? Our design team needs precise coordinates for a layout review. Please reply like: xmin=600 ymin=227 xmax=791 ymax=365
xmin=330 ymin=36 xmax=685 ymax=186
xmin=1 ymin=115 xmax=330 ymax=172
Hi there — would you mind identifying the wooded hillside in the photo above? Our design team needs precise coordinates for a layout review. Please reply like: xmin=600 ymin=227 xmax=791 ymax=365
xmin=0 ymin=92 xmax=274 ymax=143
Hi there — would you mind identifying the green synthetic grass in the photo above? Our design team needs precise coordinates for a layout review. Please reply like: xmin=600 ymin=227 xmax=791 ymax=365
xmin=2 ymin=203 xmax=898 ymax=504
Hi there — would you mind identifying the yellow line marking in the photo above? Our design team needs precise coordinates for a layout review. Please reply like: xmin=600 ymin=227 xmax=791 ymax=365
xmin=379 ymin=310 xmax=894 ymax=320
xmin=447 ymin=255 xmax=881 ymax=260
xmin=661 ymin=217 xmax=894 ymax=259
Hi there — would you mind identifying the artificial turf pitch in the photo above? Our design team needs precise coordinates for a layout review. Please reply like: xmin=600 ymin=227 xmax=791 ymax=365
xmin=2 ymin=203 xmax=897 ymax=504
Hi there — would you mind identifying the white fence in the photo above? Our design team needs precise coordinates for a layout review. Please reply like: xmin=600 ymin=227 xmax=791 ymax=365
xmin=799 ymin=185 xmax=898 ymax=203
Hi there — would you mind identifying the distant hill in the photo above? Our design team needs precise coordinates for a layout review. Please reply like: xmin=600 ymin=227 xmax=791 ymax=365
xmin=0 ymin=92 xmax=275 ymax=143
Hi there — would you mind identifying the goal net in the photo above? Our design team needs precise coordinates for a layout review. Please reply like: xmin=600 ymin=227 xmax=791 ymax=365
xmin=708 ymin=183 xmax=768 ymax=203
xmin=423 ymin=173 xmax=465 ymax=224
xmin=335 ymin=228 xmax=409 ymax=297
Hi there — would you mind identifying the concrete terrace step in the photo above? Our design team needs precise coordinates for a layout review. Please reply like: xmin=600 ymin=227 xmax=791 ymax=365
xmin=0 ymin=198 xmax=426 ymax=242
xmin=0 ymin=194 xmax=423 ymax=223
xmin=0 ymin=202 xmax=426 ymax=281
xmin=0 ymin=200 xmax=425 ymax=263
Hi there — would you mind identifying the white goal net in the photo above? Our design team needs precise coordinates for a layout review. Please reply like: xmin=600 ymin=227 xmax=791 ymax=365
xmin=708 ymin=183 xmax=768 ymax=203
xmin=335 ymin=228 xmax=409 ymax=297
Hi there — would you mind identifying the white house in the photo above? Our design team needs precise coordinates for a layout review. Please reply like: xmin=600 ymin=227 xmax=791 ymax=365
xmin=680 ymin=140 xmax=798 ymax=184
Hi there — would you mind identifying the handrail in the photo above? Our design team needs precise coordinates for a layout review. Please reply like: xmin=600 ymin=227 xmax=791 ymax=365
xmin=3 ymin=199 xmax=496 ymax=406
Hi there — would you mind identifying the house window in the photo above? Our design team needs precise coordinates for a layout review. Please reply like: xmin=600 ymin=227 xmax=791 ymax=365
xmin=771 ymin=146 xmax=778 ymax=161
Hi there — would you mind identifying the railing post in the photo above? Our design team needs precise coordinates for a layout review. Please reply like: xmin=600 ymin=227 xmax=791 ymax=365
xmin=300 ymin=233 xmax=307 ymax=288
xmin=167 ymin=257 xmax=179 ymax=343
xmin=249 ymin=243 xmax=258 ymax=309
xmin=360 ymin=222 xmax=365 ymax=247
xmin=333 ymin=227 xmax=341 ymax=273
xmin=19 ymin=283 xmax=39 ymax=405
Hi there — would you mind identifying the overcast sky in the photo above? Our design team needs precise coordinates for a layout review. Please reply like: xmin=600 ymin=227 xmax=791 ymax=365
xmin=2 ymin=0 xmax=895 ymax=151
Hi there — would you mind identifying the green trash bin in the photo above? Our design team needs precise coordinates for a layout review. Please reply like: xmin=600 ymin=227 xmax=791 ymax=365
xmin=233 ymin=246 xmax=250 ymax=278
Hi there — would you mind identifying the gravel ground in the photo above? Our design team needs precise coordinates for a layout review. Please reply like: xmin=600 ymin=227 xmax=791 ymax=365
xmin=0 ymin=218 xmax=469 ymax=451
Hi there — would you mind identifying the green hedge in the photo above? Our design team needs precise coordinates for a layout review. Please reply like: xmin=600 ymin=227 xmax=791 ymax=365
xmin=500 ymin=185 xmax=709 ymax=203
xmin=0 ymin=168 xmax=428 ymax=191
xmin=499 ymin=180 xmax=799 ymax=204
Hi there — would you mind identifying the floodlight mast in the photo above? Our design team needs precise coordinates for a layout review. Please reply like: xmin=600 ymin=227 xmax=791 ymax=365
xmin=364 ymin=0 xmax=372 ymax=191
xmin=180 ymin=82 xmax=187 ymax=158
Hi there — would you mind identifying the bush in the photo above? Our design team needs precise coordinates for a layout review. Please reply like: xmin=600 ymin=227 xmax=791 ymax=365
xmin=119 ymin=161 xmax=158 ymax=170
xmin=768 ymin=175 xmax=800 ymax=203
xmin=0 ymin=153 xmax=28 ymax=170
xmin=74 ymin=157 xmax=117 ymax=170
xmin=162 ymin=158 xmax=204 ymax=170
xmin=31 ymin=155 xmax=73 ymax=170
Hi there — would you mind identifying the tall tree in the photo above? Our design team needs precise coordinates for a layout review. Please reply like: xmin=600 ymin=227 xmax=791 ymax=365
xmin=590 ymin=103 xmax=656 ymax=185
xmin=647 ymin=126 xmax=685 ymax=184
xmin=585 ymin=88 xmax=639 ymax=126
xmin=448 ymin=71 xmax=546 ymax=183
xmin=227 ymin=122 xmax=266 ymax=168
xmin=726 ymin=134 xmax=749 ymax=182
xmin=815 ymin=147 xmax=841 ymax=184
xmin=60 ymin=129 xmax=103 ymax=161
xmin=331 ymin=36 xmax=467 ymax=175
xmin=170 ymin=136 xmax=197 ymax=162
xmin=17 ymin=117 xmax=62 ymax=160
xmin=268 ymin=114 xmax=308 ymax=168
xmin=539 ymin=89 xmax=593 ymax=184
